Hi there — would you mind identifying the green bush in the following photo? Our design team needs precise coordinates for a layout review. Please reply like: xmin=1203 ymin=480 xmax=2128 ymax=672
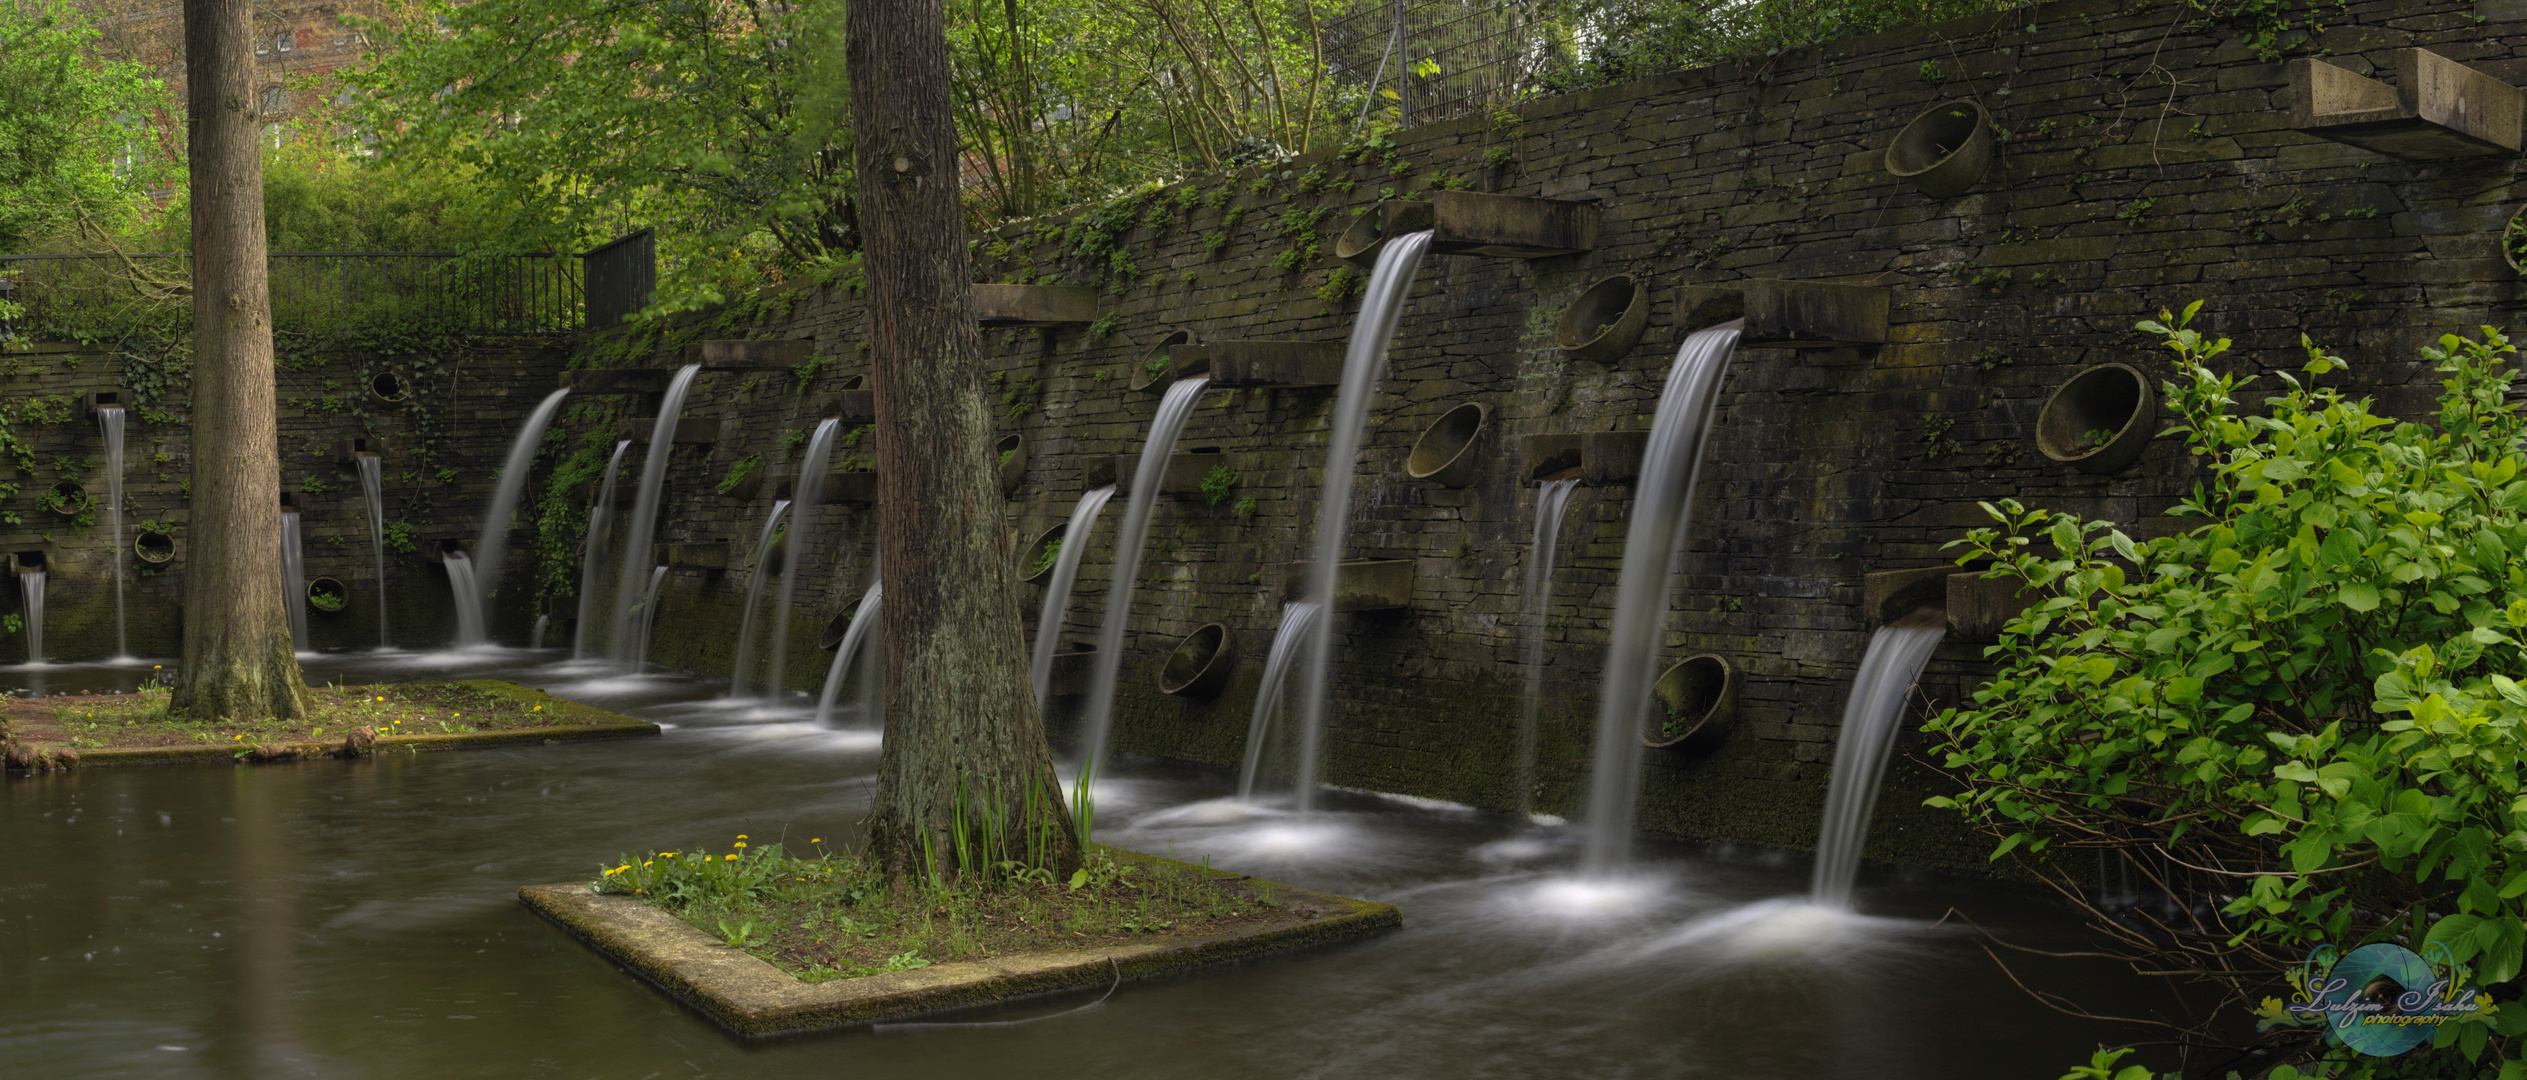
xmin=1930 ymin=305 xmax=2527 ymax=1074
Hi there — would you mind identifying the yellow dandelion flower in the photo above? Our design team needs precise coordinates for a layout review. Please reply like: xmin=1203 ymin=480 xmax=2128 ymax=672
xmin=603 ymin=865 xmax=628 ymax=876
xmin=660 ymin=852 xmax=677 ymax=858
xmin=810 ymin=838 xmax=822 ymax=844
xmin=736 ymin=834 xmax=749 ymax=840
xmin=725 ymin=854 xmax=739 ymax=861
xmin=375 ymin=696 xmax=385 ymax=702
xmin=734 ymin=842 xmax=748 ymax=849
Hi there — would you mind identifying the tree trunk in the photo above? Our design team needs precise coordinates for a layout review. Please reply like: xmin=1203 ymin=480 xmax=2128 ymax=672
xmin=850 ymin=0 xmax=1080 ymax=880
xmin=173 ymin=0 xmax=308 ymax=722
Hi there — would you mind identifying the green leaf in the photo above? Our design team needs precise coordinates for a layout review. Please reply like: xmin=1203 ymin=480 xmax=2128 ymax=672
xmin=1068 ymin=868 xmax=1088 ymax=889
xmin=2339 ymin=582 xmax=2380 ymax=612
xmin=2429 ymin=913 xmax=2488 ymax=961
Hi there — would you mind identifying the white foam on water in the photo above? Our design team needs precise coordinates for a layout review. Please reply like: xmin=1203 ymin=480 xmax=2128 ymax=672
xmin=1471 ymin=835 xmax=1569 ymax=866
xmin=1131 ymin=797 xmax=1281 ymax=829
xmin=1607 ymin=897 xmax=1940 ymax=973
xmin=1511 ymin=873 xmax=1679 ymax=922
xmin=1336 ymin=786 xmax=1479 ymax=814
xmin=714 ymin=721 xmax=883 ymax=753
xmin=380 ymin=645 xmax=521 ymax=671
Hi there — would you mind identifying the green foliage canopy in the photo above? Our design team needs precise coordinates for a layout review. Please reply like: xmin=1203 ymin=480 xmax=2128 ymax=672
xmin=346 ymin=0 xmax=858 ymax=314
xmin=0 ymin=0 xmax=168 ymax=252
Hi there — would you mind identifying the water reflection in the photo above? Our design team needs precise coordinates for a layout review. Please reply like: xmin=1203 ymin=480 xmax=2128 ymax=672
xmin=0 ymin=651 xmax=2181 ymax=1078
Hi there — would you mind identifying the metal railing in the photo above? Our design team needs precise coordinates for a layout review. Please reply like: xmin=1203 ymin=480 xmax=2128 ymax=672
xmin=0 ymin=251 xmax=585 ymax=336
xmin=1322 ymin=0 xmax=1560 ymax=130
xmin=581 ymin=230 xmax=656 ymax=330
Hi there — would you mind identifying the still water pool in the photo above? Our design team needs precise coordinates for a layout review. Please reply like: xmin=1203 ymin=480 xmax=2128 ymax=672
xmin=0 ymin=649 xmax=2179 ymax=1078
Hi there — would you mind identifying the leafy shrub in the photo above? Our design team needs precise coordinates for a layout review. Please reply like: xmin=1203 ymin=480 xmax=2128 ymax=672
xmin=1929 ymin=305 xmax=2527 ymax=1073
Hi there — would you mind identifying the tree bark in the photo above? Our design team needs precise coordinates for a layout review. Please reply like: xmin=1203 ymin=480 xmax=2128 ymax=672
xmin=850 ymin=0 xmax=1080 ymax=880
xmin=173 ymin=0 xmax=308 ymax=721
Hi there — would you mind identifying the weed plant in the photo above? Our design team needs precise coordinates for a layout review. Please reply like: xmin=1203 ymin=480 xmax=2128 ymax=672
xmin=592 ymin=836 xmax=1273 ymax=983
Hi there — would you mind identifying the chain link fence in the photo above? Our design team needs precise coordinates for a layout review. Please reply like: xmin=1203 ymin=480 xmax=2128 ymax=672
xmin=1320 ymin=0 xmax=1565 ymax=130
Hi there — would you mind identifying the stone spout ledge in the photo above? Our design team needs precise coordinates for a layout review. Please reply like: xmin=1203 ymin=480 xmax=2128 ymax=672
xmin=518 ymin=851 xmax=1401 ymax=1037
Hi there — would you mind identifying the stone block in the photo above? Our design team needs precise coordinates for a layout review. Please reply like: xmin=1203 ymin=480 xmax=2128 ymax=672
xmin=560 ymin=369 xmax=673 ymax=394
xmin=975 ymin=284 xmax=1100 ymax=326
xmin=683 ymin=339 xmax=811 ymax=370
xmin=1947 ymin=573 xmax=2041 ymax=641
xmin=1280 ymin=559 xmax=1415 ymax=611
xmin=1428 ymin=191 xmax=1600 ymax=259
xmin=617 ymin=418 xmax=720 ymax=445
xmin=2288 ymin=48 xmax=2524 ymax=158
xmin=1209 ymin=340 xmax=1346 ymax=387
xmin=656 ymin=543 xmax=727 ymax=570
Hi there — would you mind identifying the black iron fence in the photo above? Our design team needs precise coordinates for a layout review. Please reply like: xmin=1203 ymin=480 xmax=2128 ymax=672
xmin=581 ymin=230 xmax=656 ymax=330
xmin=0 ymin=251 xmax=585 ymax=336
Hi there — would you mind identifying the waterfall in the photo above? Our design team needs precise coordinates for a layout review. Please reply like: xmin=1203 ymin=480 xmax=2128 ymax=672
xmin=856 ymin=618 xmax=885 ymax=720
xmin=98 ymin=406 xmax=126 ymax=657
xmin=1811 ymin=619 xmax=1946 ymax=909
xmin=530 ymin=614 xmax=549 ymax=650
xmin=280 ymin=511 xmax=309 ymax=652
xmin=815 ymin=580 xmax=882 ymax=725
xmin=18 ymin=569 xmax=44 ymax=664
xmin=355 ymin=454 xmax=388 ymax=648
xmin=627 ymin=565 xmax=669 ymax=671
xmin=1075 ymin=375 xmax=1213 ymax=785
xmin=611 ymin=364 xmax=702 ymax=666
xmin=473 ymin=388 xmax=570 ymax=637
xmin=1581 ymin=323 xmax=1744 ymax=874
xmin=727 ymin=499 xmax=794 ymax=697
xmin=572 ymin=440 xmax=631 ymax=659
xmin=1291 ymin=229 xmax=1433 ymax=813
xmin=1030 ymin=484 xmax=1117 ymax=706
xmin=1237 ymin=601 xmax=1322 ymax=801
xmin=444 ymin=550 xmax=485 ymax=646
xmin=761 ymin=419 xmax=839 ymax=697
xmin=1516 ymin=478 xmax=1581 ymax=816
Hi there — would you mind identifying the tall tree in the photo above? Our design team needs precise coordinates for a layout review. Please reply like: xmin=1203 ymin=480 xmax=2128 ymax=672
xmin=175 ymin=0 xmax=308 ymax=721
xmin=850 ymin=0 xmax=1081 ymax=878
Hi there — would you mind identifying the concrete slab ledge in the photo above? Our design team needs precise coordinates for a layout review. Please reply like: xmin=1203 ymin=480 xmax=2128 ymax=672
xmin=519 ymin=851 xmax=1401 ymax=1037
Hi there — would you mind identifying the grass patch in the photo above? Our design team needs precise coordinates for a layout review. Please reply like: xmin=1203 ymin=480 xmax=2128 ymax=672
xmin=6 ymin=679 xmax=604 ymax=751
xmin=592 ymin=838 xmax=1279 ymax=983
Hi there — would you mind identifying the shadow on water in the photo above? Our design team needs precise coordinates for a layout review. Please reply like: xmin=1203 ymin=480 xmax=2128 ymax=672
xmin=0 ymin=652 xmax=2189 ymax=1078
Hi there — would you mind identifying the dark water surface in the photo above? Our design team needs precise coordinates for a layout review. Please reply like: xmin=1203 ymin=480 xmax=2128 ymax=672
xmin=1 ymin=650 xmax=2181 ymax=1078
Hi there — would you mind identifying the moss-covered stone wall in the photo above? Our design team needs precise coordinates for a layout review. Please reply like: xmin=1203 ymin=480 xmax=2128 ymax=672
xmin=0 ymin=339 xmax=574 ymax=660
xmin=562 ymin=0 xmax=2526 ymax=873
